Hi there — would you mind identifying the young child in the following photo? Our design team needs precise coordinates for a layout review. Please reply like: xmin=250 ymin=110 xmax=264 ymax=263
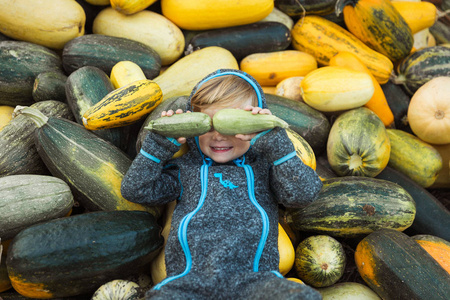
xmin=121 ymin=69 xmax=323 ymax=300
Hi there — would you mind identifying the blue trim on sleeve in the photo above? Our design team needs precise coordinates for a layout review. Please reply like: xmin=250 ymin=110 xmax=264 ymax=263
xmin=273 ymin=151 xmax=296 ymax=166
xmin=140 ymin=149 xmax=161 ymax=163
xmin=166 ymin=137 xmax=182 ymax=146
xmin=271 ymin=270 xmax=285 ymax=278
xmin=250 ymin=129 xmax=272 ymax=146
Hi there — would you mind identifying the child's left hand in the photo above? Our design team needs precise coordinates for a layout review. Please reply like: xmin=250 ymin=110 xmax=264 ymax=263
xmin=235 ymin=105 xmax=272 ymax=141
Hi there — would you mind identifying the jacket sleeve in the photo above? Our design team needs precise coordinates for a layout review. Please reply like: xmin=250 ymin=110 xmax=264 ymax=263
xmin=251 ymin=128 xmax=323 ymax=208
xmin=121 ymin=132 xmax=182 ymax=206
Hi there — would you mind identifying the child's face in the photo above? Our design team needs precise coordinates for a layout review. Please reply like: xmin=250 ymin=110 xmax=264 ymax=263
xmin=198 ymin=99 xmax=252 ymax=163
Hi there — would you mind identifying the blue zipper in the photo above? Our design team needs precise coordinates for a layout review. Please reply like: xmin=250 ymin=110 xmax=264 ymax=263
xmin=153 ymin=163 xmax=209 ymax=290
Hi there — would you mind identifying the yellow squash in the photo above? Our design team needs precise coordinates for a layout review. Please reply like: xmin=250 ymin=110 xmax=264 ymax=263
xmin=82 ymin=79 xmax=162 ymax=130
xmin=300 ymin=66 xmax=374 ymax=112
xmin=161 ymin=0 xmax=273 ymax=30
xmin=291 ymin=15 xmax=393 ymax=84
xmin=387 ymin=129 xmax=442 ymax=188
xmin=240 ymin=50 xmax=317 ymax=86
xmin=0 ymin=0 xmax=85 ymax=49
xmin=111 ymin=0 xmax=158 ymax=15
xmin=0 ymin=106 xmax=15 ymax=131
xmin=110 ymin=61 xmax=147 ymax=89
xmin=93 ymin=7 xmax=184 ymax=65
xmin=392 ymin=1 xmax=440 ymax=34
xmin=335 ymin=0 xmax=413 ymax=62
xmin=286 ymin=128 xmax=316 ymax=170
xmin=153 ymin=47 xmax=239 ymax=101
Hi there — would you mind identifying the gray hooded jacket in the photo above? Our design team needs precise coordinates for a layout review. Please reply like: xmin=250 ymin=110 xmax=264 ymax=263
xmin=121 ymin=69 xmax=323 ymax=299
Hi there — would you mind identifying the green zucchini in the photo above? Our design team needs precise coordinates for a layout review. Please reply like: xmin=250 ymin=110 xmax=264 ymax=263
xmin=6 ymin=210 xmax=163 ymax=299
xmin=212 ymin=108 xmax=289 ymax=135
xmin=65 ymin=66 xmax=130 ymax=150
xmin=294 ymin=235 xmax=346 ymax=288
xmin=12 ymin=105 xmax=161 ymax=217
xmin=0 ymin=41 xmax=63 ymax=106
xmin=265 ymin=93 xmax=330 ymax=155
xmin=285 ymin=176 xmax=416 ymax=238
xmin=137 ymin=95 xmax=189 ymax=150
xmin=0 ymin=174 xmax=73 ymax=240
xmin=355 ymin=229 xmax=450 ymax=300
xmin=62 ymin=34 xmax=161 ymax=78
xmin=0 ymin=100 xmax=74 ymax=177
xmin=275 ymin=0 xmax=338 ymax=17
xmin=394 ymin=45 xmax=450 ymax=95
xmin=376 ymin=166 xmax=450 ymax=241
xmin=145 ymin=112 xmax=212 ymax=138
xmin=186 ymin=22 xmax=291 ymax=61
xmin=32 ymin=70 xmax=67 ymax=103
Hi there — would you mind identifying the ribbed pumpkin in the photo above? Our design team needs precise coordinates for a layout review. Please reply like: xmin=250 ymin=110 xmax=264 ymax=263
xmin=240 ymin=50 xmax=317 ymax=86
xmin=291 ymin=15 xmax=393 ymax=84
xmin=327 ymin=107 xmax=390 ymax=177
xmin=300 ymin=66 xmax=374 ymax=112
xmin=386 ymin=129 xmax=442 ymax=188
xmin=407 ymin=77 xmax=450 ymax=145
xmin=161 ymin=0 xmax=274 ymax=30
xmin=335 ymin=0 xmax=413 ymax=62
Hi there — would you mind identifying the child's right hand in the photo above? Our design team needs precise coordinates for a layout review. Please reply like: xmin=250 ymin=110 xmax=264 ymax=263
xmin=160 ymin=109 xmax=191 ymax=144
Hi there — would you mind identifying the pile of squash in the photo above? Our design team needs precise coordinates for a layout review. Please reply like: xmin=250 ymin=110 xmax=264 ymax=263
xmin=0 ymin=0 xmax=449 ymax=299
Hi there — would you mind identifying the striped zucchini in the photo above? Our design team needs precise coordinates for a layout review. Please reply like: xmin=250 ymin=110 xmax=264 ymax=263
xmin=394 ymin=45 xmax=450 ymax=95
xmin=286 ymin=176 xmax=416 ymax=238
xmin=212 ymin=109 xmax=289 ymax=135
xmin=12 ymin=105 xmax=161 ymax=217
xmin=335 ymin=0 xmax=413 ymax=62
xmin=0 ymin=100 xmax=74 ymax=177
xmin=387 ymin=129 xmax=442 ymax=188
xmin=145 ymin=112 xmax=212 ymax=138
xmin=0 ymin=174 xmax=73 ymax=240
xmin=82 ymin=79 xmax=163 ymax=130
xmin=294 ymin=235 xmax=346 ymax=288
xmin=291 ymin=15 xmax=393 ymax=84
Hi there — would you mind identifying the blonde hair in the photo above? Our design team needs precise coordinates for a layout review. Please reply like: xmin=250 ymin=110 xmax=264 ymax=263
xmin=190 ymin=75 xmax=259 ymax=112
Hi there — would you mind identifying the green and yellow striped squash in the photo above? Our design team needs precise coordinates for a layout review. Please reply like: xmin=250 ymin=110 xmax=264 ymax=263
xmin=327 ymin=107 xmax=390 ymax=177
xmin=291 ymin=15 xmax=393 ymax=84
xmin=82 ymin=79 xmax=162 ymax=130
xmin=286 ymin=128 xmax=316 ymax=170
xmin=294 ymin=235 xmax=346 ymax=288
xmin=335 ymin=0 xmax=413 ymax=62
xmin=286 ymin=176 xmax=416 ymax=238
xmin=386 ymin=129 xmax=442 ymax=188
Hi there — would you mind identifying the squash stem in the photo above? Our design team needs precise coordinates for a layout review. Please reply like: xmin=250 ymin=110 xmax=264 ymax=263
xmin=390 ymin=73 xmax=406 ymax=85
xmin=348 ymin=153 xmax=362 ymax=170
xmin=13 ymin=105 xmax=48 ymax=128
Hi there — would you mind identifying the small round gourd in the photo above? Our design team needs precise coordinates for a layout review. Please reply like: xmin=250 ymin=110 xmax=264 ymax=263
xmin=92 ymin=280 xmax=141 ymax=300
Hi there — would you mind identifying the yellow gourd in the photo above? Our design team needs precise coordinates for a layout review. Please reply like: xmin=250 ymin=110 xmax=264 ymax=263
xmin=111 ymin=0 xmax=158 ymax=15
xmin=392 ymin=1 xmax=441 ymax=34
xmin=110 ymin=61 xmax=147 ymax=89
xmin=0 ymin=106 xmax=15 ymax=131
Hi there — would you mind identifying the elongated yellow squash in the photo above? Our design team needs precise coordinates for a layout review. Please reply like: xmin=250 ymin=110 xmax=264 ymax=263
xmin=392 ymin=1 xmax=439 ymax=34
xmin=300 ymin=66 xmax=374 ymax=112
xmin=111 ymin=0 xmax=158 ymax=15
xmin=240 ymin=50 xmax=317 ymax=86
xmin=82 ymin=79 xmax=162 ymax=130
xmin=153 ymin=47 xmax=239 ymax=101
xmin=291 ymin=15 xmax=393 ymax=84
xmin=93 ymin=8 xmax=184 ymax=65
xmin=110 ymin=61 xmax=147 ymax=89
xmin=0 ymin=0 xmax=85 ymax=49
xmin=161 ymin=0 xmax=274 ymax=30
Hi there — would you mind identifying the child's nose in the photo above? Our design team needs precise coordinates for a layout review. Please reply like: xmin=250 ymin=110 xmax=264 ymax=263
xmin=212 ymin=130 xmax=227 ymax=141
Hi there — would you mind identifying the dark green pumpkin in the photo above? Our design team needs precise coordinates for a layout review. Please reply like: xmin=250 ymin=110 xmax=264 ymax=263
xmin=286 ymin=176 xmax=416 ymax=238
xmin=62 ymin=34 xmax=161 ymax=78
xmin=186 ymin=22 xmax=291 ymax=61
xmin=394 ymin=45 xmax=450 ymax=95
xmin=355 ymin=229 xmax=450 ymax=300
xmin=0 ymin=100 xmax=74 ymax=177
xmin=65 ymin=65 xmax=130 ymax=151
xmin=6 ymin=210 xmax=163 ymax=299
xmin=0 ymin=41 xmax=63 ymax=106
xmin=265 ymin=94 xmax=330 ymax=155
xmin=32 ymin=70 xmax=67 ymax=103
